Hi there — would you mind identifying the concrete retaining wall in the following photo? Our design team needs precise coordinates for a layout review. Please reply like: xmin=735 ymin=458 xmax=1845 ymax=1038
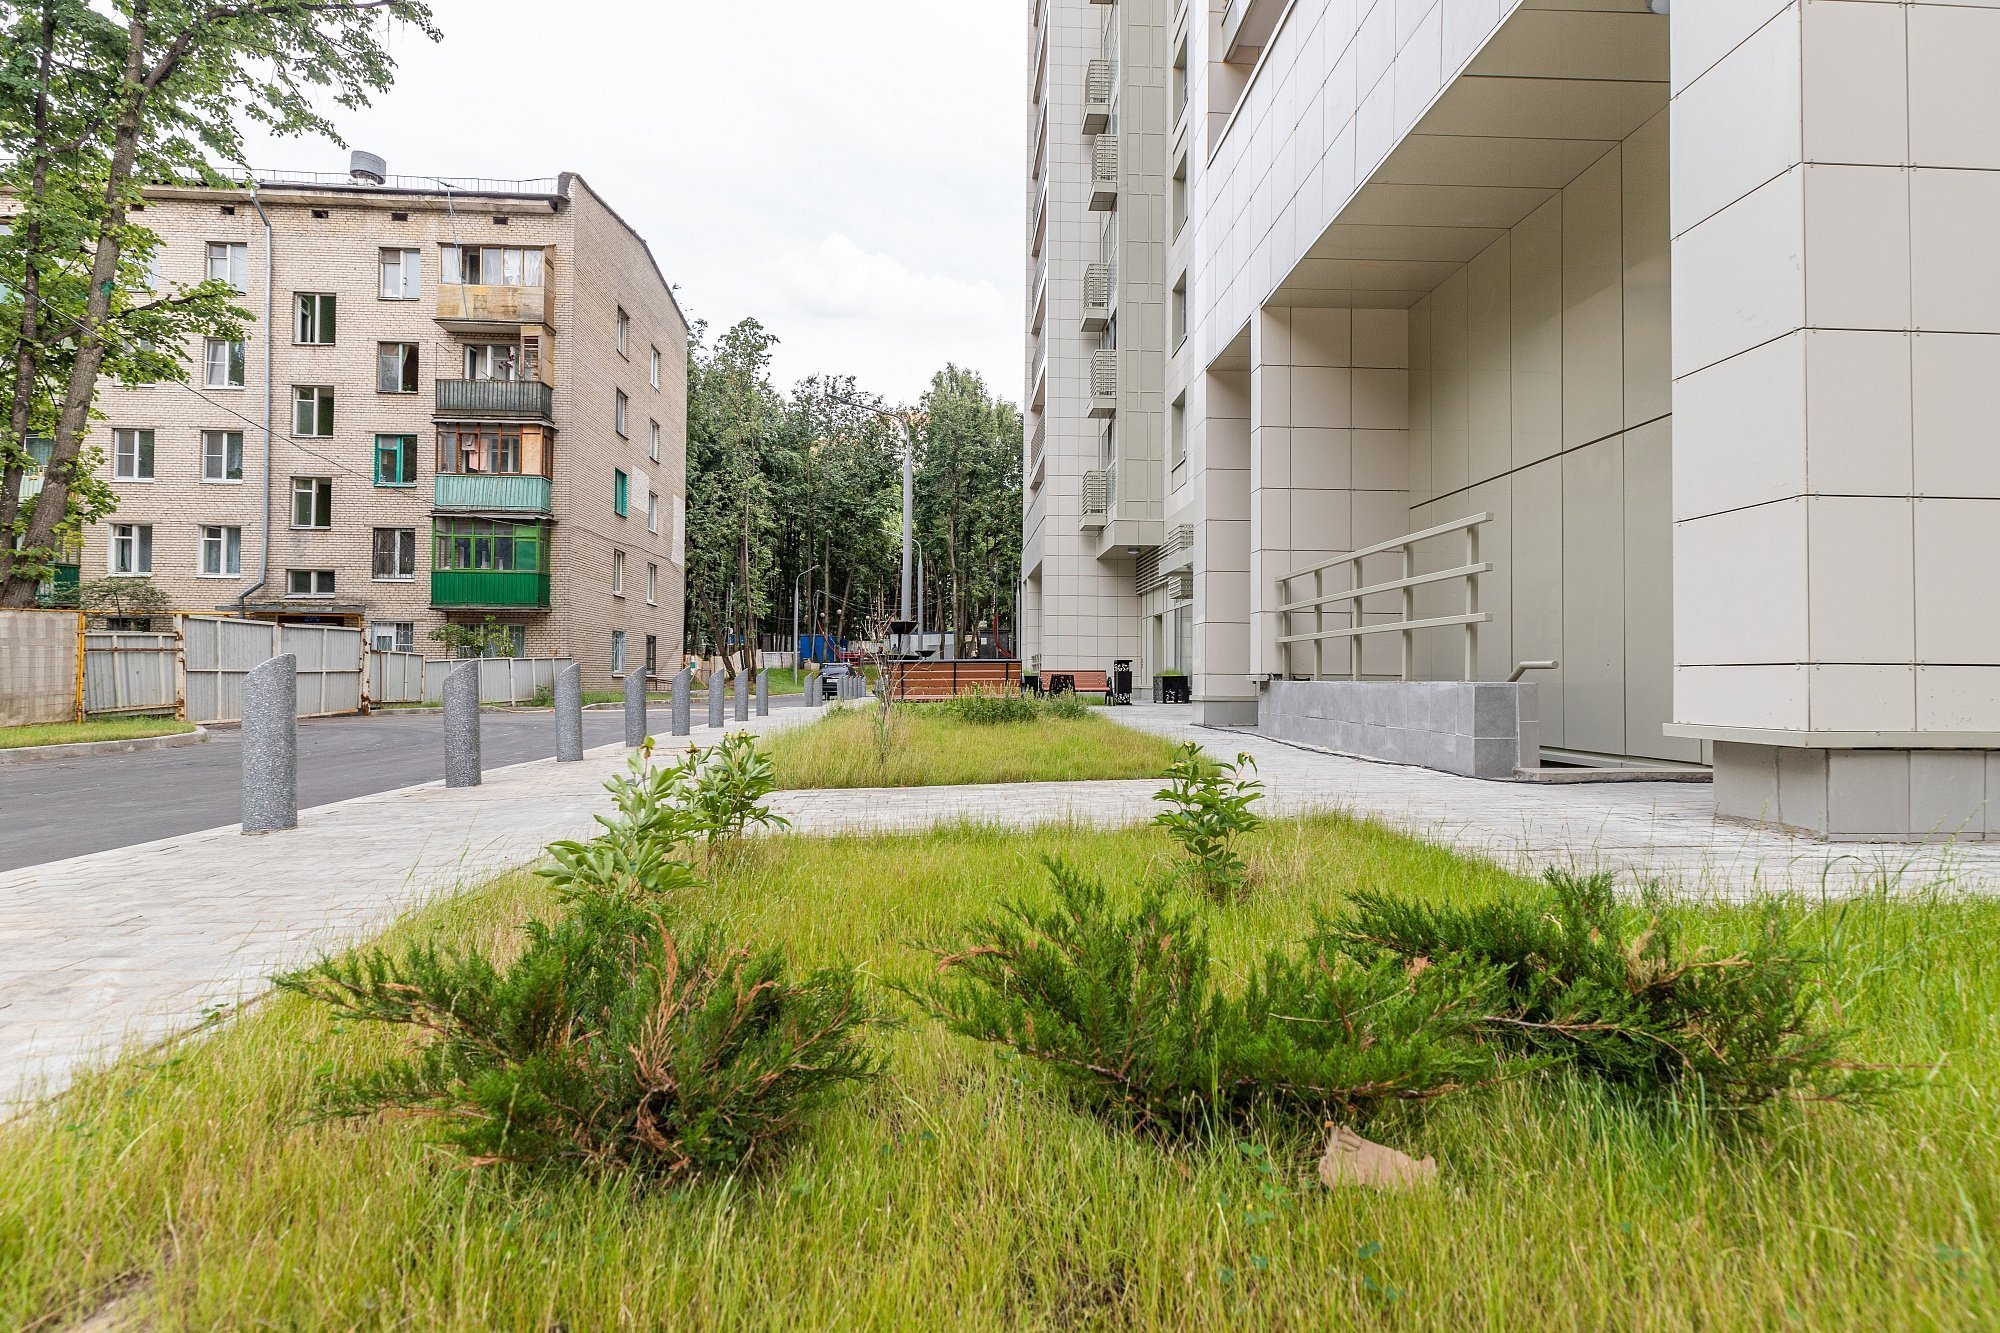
xmin=1259 ymin=680 xmax=1539 ymax=781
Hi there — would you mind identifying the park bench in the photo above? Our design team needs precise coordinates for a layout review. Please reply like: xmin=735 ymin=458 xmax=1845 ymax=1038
xmin=1044 ymin=669 xmax=1110 ymax=698
xmin=885 ymin=659 xmax=1021 ymax=702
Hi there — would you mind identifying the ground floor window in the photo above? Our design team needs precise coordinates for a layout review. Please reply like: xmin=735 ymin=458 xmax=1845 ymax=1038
xmin=110 ymin=523 xmax=152 ymax=575
xmin=645 ymin=634 xmax=658 ymax=674
xmin=371 ymin=621 xmax=415 ymax=653
xmin=431 ymin=518 xmax=548 ymax=573
xmin=287 ymin=568 xmax=335 ymax=598
xmin=611 ymin=629 xmax=628 ymax=674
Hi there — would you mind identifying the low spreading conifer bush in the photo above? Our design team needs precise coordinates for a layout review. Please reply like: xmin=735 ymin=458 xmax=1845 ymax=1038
xmin=1324 ymin=868 xmax=1879 ymax=1111
xmin=905 ymin=859 xmax=1507 ymax=1133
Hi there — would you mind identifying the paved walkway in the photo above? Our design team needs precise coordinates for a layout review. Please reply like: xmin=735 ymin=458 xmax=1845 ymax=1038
xmin=9 ymin=700 xmax=2000 ymax=1113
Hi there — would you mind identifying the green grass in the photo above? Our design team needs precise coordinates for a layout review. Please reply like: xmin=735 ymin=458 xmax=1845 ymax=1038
xmin=2 ymin=816 xmax=1994 ymax=1329
xmin=763 ymin=704 xmax=1180 ymax=788
xmin=0 ymin=717 xmax=193 ymax=749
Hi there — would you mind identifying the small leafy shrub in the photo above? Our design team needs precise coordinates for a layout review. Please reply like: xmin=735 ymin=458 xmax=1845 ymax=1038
xmin=1324 ymin=869 xmax=1878 ymax=1111
xmin=685 ymin=733 xmax=790 ymax=845
xmin=541 ymin=743 xmax=704 ymax=901
xmin=905 ymin=859 xmax=1505 ymax=1133
xmin=278 ymin=894 xmax=882 ymax=1176
xmin=1152 ymin=743 xmax=1264 ymax=900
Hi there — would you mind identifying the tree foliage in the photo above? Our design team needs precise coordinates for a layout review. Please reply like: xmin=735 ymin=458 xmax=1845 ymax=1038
xmin=0 ymin=0 xmax=440 ymax=605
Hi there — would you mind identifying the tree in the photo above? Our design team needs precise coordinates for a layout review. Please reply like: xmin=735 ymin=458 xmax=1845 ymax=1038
xmin=914 ymin=366 xmax=1022 ymax=656
xmin=0 ymin=0 xmax=441 ymax=607
xmin=684 ymin=319 xmax=781 ymax=667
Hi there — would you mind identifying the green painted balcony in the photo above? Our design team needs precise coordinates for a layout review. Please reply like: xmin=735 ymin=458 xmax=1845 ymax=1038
xmin=432 ymin=474 xmax=552 ymax=513
xmin=430 ymin=569 xmax=550 ymax=610
xmin=435 ymin=378 xmax=554 ymax=421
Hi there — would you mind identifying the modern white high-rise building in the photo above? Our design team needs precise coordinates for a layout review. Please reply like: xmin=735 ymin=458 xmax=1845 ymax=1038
xmin=1025 ymin=0 xmax=2000 ymax=843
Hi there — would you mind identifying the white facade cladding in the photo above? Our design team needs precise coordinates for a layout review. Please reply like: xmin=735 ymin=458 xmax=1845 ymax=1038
xmin=1024 ymin=0 xmax=2000 ymax=841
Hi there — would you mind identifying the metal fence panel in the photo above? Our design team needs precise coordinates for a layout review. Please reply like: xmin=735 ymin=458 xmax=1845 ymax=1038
xmin=369 ymin=651 xmax=425 ymax=705
xmin=82 ymin=631 xmax=176 ymax=715
xmin=421 ymin=656 xmax=568 ymax=705
xmin=180 ymin=617 xmax=363 ymax=723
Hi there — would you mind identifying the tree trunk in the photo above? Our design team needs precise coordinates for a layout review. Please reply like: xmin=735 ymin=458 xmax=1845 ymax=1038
xmin=0 ymin=4 xmax=58 ymax=563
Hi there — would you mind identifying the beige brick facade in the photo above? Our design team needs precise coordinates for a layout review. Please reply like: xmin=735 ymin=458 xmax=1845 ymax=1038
xmin=79 ymin=170 xmax=686 ymax=691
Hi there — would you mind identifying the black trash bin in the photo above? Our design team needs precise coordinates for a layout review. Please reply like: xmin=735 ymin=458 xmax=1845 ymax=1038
xmin=1109 ymin=659 xmax=1133 ymax=706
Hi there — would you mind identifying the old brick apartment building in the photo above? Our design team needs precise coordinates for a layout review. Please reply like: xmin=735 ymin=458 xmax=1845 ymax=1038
xmin=75 ymin=162 xmax=685 ymax=690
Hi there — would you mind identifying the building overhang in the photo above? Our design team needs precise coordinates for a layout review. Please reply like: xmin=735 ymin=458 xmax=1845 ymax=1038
xmin=1665 ymin=725 xmax=2000 ymax=751
xmin=1269 ymin=3 xmax=1668 ymax=312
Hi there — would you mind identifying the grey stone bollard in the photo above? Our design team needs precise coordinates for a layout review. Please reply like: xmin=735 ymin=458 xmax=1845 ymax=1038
xmin=735 ymin=667 xmax=751 ymax=722
xmin=624 ymin=665 xmax=649 ymax=747
xmin=671 ymin=666 xmax=692 ymax=736
xmin=708 ymin=671 xmax=725 ymax=728
xmin=756 ymin=669 xmax=770 ymax=717
xmin=555 ymin=661 xmax=583 ymax=762
xmin=444 ymin=659 xmax=482 ymax=788
xmin=241 ymin=654 xmax=298 ymax=834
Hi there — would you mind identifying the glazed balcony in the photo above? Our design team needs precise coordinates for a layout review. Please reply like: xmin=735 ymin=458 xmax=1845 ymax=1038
xmin=430 ymin=569 xmax=550 ymax=610
xmin=434 ymin=378 xmax=554 ymax=423
xmin=436 ymin=284 xmax=550 ymax=333
xmin=432 ymin=474 xmax=552 ymax=514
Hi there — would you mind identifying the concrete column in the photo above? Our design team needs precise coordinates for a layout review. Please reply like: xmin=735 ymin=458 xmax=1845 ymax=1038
xmin=240 ymin=654 xmax=297 ymax=834
xmin=623 ymin=667 xmax=648 ymax=748
xmin=707 ymin=669 xmax=725 ymax=728
xmin=734 ymin=669 xmax=750 ymax=722
xmin=671 ymin=666 xmax=692 ymax=736
xmin=443 ymin=660 xmax=481 ymax=789
xmin=1670 ymin=1 xmax=2000 ymax=839
xmin=554 ymin=661 xmax=583 ymax=762
xmin=1191 ymin=367 xmax=1256 ymax=724
xmin=756 ymin=668 xmax=770 ymax=716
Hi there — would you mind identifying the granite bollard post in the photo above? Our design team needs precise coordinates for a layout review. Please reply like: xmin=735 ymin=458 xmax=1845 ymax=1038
xmin=671 ymin=665 xmax=693 ymax=736
xmin=555 ymin=661 xmax=583 ymax=762
xmin=735 ymin=666 xmax=751 ymax=721
xmin=240 ymin=654 xmax=298 ymax=834
xmin=708 ymin=669 xmax=726 ymax=728
xmin=624 ymin=665 xmax=649 ymax=747
xmin=756 ymin=668 xmax=770 ymax=717
xmin=443 ymin=659 xmax=482 ymax=787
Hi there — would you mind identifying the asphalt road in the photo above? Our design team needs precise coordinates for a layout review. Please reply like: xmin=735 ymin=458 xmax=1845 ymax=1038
xmin=0 ymin=696 xmax=809 ymax=872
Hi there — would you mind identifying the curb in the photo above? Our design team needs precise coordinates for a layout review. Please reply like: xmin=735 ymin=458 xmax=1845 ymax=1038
xmin=0 ymin=725 xmax=210 ymax=766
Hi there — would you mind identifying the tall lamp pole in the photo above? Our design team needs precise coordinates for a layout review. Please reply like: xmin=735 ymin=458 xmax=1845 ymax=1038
xmin=792 ymin=562 xmax=819 ymax=668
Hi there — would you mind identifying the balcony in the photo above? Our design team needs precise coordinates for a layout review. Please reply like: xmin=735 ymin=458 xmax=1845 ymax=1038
xmin=1089 ymin=135 xmax=1118 ymax=212
xmin=434 ymin=378 xmax=554 ymax=423
xmin=430 ymin=569 xmax=550 ymax=610
xmin=1030 ymin=327 xmax=1049 ymax=410
xmin=1081 ymin=471 xmax=1109 ymax=529
xmin=1221 ymin=0 xmax=1286 ymax=62
xmin=1083 ymin=59 xmax=1113 ymax=134
xmin=1088 ymin=348 xmax=1118 ymax=418
xmin=433 ymin=474 xmax=552 ymax=514
xmin=1082 ymin=262 xmax=1113 ymax=333
xmin=436 ymin=283 xmax=550 ymax=333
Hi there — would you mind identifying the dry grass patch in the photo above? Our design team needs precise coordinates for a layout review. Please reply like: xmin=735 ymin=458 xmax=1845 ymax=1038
xmin=763 ymin=703 xmax=1178 ymax=789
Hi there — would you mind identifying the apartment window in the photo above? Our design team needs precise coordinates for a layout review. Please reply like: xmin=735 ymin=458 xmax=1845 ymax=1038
xmin=649 ymin=419 xmax=660 ymax=462
xmin=201 ymin=429 xmax=243 ymax=482
xmin=206 ymin=241 xmax=248 ymax=292
xmin=199 ymin=525 xmax=242 ymax=577
xmin=291 ymin=476 xmax=332 ymax=529
xmin=1171 ymin=156 xmax=1189 ymax=239
xmin=1171 ymin=36 xmax=1189 ymax=125
xmin=613 ymin=468 xmax=630 ymax=516
xmin=287 ymin=568 xmax=336 ymax=598
xmin=612 ymin=549 xmax=626 ymax=596
xmin=646 ymin=561 xmax=658 ymax=605
xmin=614 ymin=390 xmax=629 ymax=437
xmin=1171 ymin=274 xmax=1188 ymax=348
xmin=293 ymin=385 xmax=334 ymax=436
xmin=112 ymin=428 xmax=154 ymax=480
xmin=437 ymin=425 xmax=529 ymax=476
xmin=441 ymin=245 xmax=544 ymax=286
xmin=611 ymin=629 xmax=628 ymax=675
xmin=372 ymin=621 xmax=415 ymax=653
xmin=372 ymin=527 xmax=417 ymax=581
xmin=374 ymin=434 xmax=417 ymax=487
xmin=377 ymin=342 xmax=419 ymax=393
xmin=645 ymin=634 xmax=658 ymax=674
xmin=1170 ymin=395 xmax=1187 ymax=470
xmin=110 ymin=523 xmax=152 ymax=574
xmin=379 ymin=248 xmax=420 ymax=299
xmin=647 ymin=491 xmax=660 ymax=533
xmin=204 ymin=338 xmax=245 ymax=388
xmin=294 ymin=292 xmax=337 ymax=344
xmin=616 ymin=306 xmax=630 ymax=356
xmin=650 ymin=346 xmax=661 ymax=388
xmin=434 ymin=518 xmax=545 ymax=575
xmin=463 ymin=343 xmax=524 ymax=381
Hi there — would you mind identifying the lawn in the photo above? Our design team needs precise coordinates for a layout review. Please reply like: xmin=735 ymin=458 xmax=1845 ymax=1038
xmin=2 ymin=815 xmax=1994 ymax=1330
xmin=0 ymin=717 xmax=193 ymax=749
xmin=762 ymin=701 xmax=1179 ymax=788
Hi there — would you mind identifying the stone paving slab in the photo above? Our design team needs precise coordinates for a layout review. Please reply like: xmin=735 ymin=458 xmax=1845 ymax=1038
xmin=9 ymin=699 xmax=2000 ymax=1115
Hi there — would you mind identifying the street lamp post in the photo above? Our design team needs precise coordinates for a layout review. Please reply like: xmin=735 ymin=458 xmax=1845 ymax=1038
xmin=792 ymin=563 xmax=819 ymax=669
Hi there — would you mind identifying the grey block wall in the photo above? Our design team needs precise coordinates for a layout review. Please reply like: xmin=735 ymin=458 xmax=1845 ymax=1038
xmin=1714 ymin=742 xmax=2000 ymax=843
xmin=1259 ymin=680 xmax=1538 ymax=781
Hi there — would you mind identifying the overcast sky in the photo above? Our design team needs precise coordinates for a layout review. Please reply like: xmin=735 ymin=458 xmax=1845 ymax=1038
xmin=239 ymin=1 xmax=1023 ymax=407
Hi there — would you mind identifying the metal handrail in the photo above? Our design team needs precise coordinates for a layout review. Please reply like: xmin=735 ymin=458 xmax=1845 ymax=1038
xmin=1275 ymin=513 xmax=1493 ymax=682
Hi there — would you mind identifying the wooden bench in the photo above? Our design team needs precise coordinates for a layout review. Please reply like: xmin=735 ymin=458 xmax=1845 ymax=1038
xmin=886 ymin=659 xmax=1021 ymax=702
xmin=1044 ymin=669 xmax=1110 ymax=697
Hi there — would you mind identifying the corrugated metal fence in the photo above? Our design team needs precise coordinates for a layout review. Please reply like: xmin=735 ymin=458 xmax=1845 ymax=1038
xmin=181 ymin=618 xmax=364 ymax=723
xmin=82 ymin=631 xmax=178 ymax=715
xmin=421 ymin=655 xmax=564 ymax=705
xmin=369 ymin=651 xmax=426 ymax=705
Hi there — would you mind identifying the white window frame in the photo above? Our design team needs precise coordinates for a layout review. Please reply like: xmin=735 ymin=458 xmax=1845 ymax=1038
xmin=611 ymin=629 xmax=628 ymax=675
xmin=649 ymin=419 xmax=661 ymax=462
xmin=287 ymin=568 xmax=336 ymax=598
xmin=293 ymin=385 xmax=334 ymax=437
xmin=650 ymin=346 xmax=661 ymax=389
xmin=198 ymin=525 xmax=242 ymax=577
xmin=203 ymin=338 xmax=245 ymax=389
xmin=207 ymin=241 xmax=248 ymax=292
xmin=614 ymin=389 xmax=629 ymax=437
xmin=110 ymin=522 xmax=153 ymax=575
xmin=291 ymin=476 xmax=332 ymax=529
xmin=294 ymin=292 xmax=336 ymax=345
xmin=372 ymin=621 xmax=415 ymax=653
xmin=379 ymin=248 xmax=420 ymax=300
xmin=112 ymin=428 xmax=155 ymax=481
xmin=377 ymin=342 xmax=419 ymax=394
xmin=201 ymin=429 xmax=243 ymax=483
xmin=646 ymin=561 xmax=658 ymax=605
xmin=612 ymin=549 xmax=626 ymax=597
xmin=647 ymin=492 xmax=660 ymax=533
xmin=616 ymin=306 xmax=630 ymax=357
